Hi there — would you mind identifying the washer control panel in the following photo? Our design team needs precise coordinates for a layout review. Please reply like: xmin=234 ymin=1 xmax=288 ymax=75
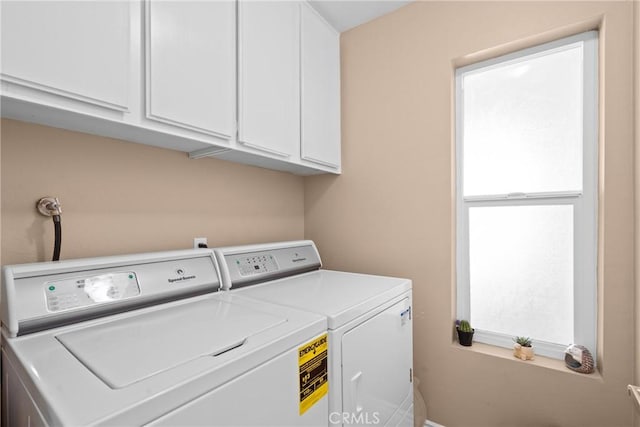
xmin=45 ymin=272 xmax=140 ymax=312
xmin=4 ymin=250 xmax=221 ymax=338
xmin=236 ymin=253 xmax=279 ymax=277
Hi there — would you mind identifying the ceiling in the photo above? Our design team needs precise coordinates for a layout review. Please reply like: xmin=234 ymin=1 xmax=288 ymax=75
xmin=308 ymin=0 xmax=412 ymax=33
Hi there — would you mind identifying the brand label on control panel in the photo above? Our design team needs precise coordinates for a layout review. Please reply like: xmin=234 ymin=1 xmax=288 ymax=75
xmin=298 ymin=333 xmax=328 ymax=415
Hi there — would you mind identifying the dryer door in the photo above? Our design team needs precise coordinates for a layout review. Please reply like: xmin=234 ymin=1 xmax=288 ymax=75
xmin=341 ymin=297 xmax=413 ymax=426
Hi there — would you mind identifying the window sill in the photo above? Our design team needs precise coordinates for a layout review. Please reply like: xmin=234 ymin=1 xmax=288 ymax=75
xmin=452 ymin=341 xmax=603 ymax=381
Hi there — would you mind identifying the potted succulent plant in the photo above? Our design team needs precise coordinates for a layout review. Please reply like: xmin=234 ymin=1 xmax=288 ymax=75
xmin=456 ymin=320 xmax=474 ymax=346
xmin=513 ymin=336 xmax=534 ymax=361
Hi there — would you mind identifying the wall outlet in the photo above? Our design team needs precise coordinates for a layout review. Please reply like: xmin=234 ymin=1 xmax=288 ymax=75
xmin=193 ymin=237 xmax=208 ymax=249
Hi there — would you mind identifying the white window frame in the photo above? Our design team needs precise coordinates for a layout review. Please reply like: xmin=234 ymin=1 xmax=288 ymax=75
xmin=455 ymin=31 xmax=598 ymax=360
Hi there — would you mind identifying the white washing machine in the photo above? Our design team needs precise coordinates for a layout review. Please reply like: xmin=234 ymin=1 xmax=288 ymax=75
xmin=214 ymin=241 xmax=414 ymax=427
xmin=1 ymin=249 xmax=329 ymax=426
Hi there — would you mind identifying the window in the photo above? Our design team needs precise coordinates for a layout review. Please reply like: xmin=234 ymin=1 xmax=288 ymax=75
xmin=455 ymin=31 xmax=598 ymax=359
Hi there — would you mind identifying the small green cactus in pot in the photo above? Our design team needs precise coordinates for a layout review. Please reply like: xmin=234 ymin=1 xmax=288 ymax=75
xmin=456 ymin=319 xmax=474 ymax=346
xmin=458 ymin=320 xmax=473 ymax=333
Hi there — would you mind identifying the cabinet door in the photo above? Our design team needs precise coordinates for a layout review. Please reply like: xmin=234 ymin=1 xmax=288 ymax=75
xmin=301 ymin=4 xmax=341 ymax=169
xmin=341 ymin=298 xmax=413 ymax=426
xmin=238 ymin=1 xmax=300 ymax=158
xmin=146 ymin=0 xmax=235 ymax=139
xmin=0 ymin=1 xmax=129 ymax=112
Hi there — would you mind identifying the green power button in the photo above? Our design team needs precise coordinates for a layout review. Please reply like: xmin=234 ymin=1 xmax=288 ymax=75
xmin=48 ymin=285 xmax=55 ymax=291
xmin=129 ymin=274 xmax=134 ymax=279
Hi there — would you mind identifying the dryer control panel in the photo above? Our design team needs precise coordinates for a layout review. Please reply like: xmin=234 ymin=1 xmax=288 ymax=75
xmin=236 ymin=254 xmax=279 ymax=277
xmin=215 ymin=241 xmax=322 ymax=290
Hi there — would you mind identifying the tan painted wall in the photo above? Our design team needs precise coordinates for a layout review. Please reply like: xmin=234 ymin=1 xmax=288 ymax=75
xmin=632 ymin=0 xmax=639 ymax=419
xmin=1 ymin=119 xmax=304 ymax=265
xmin=305 ymin=2 xmax=635 ymax=426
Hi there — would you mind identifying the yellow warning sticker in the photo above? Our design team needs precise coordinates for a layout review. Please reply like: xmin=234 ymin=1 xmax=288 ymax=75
xmin=298 ymin=333 xmax=328 ymax=415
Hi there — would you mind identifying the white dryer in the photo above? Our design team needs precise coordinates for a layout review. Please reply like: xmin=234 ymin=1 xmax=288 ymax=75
xmin=214 ymin=241 xmax=414 ymax=427
xmin=1 ymin=249 xmax=328 ymax=426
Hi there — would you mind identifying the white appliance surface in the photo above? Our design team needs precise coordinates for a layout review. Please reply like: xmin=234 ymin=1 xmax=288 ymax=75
xmin=2 ymin=250 xmax=328 ymax=427
xmin=215 ymin=241 xmax=414 ymax=427
xmin=56 ymin=296 xmax=285 ymax=389
xmin=234 ymin=272 xmax=413 ymax=426
xmin=340 ymin=296 xmax=413 ymax=425
xmin=232 ymin=269 xmax=411 ymax=329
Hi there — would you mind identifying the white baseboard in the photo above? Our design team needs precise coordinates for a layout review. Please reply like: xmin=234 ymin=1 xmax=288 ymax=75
xmin=425 ymin=420 xmax=446 ymax=427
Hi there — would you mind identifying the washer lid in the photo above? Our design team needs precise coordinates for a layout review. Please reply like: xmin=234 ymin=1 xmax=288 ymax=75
xmin=56 ymin=297 xmax=285 ymax=389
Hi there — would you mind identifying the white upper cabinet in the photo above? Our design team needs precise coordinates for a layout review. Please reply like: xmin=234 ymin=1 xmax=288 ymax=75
xmin=300 ymin=4 xmax=341 ymax=169
xmin=1 ymin=0 xmax=341 ymax=175
xmin=237 ymin=1 xmax=300 ymax=159
xmin=146 ymin=1 xmax=235 ymax=139
xmin=1 ymin=1 xmax=130 ymax=112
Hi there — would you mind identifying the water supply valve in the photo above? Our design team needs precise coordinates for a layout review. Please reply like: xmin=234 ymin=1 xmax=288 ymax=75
xmin=37 ymin=197 xmax=62 ymax=217
xmin=36 ymin=197 xmax=63 ymax=261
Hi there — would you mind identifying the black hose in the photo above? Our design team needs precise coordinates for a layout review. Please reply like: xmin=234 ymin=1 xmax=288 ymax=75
xmin=52 ymin=215 xmax=62 ymax=261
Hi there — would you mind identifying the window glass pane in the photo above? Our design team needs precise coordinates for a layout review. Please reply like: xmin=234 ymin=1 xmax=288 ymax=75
xmin=463 ymin=44 xmax=583 ymax=196
xmin=469 ymin=205 xmax=573 ymax=344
